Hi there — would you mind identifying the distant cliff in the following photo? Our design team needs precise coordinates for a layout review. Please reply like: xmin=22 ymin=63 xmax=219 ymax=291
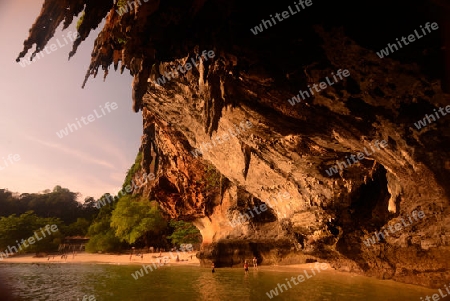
xmin=18 ymin=0 xmax=450 ymax=288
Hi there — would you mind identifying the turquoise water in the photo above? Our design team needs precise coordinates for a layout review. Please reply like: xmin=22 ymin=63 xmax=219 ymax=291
xmin=0 ymin=263 xmax=436 ymax=300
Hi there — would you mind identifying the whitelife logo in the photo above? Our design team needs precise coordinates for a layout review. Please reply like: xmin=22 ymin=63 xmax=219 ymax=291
xmin=376 ymin=22 xmax=439 ymax=58
xmin=0 ymin=154 xmax=20 ymax=171
xmin=325 ymin=140 xmax=388 ymax=176
xmin=363 ymin=210 xmax=425 ymax=247
xmin=420 ymin=282 xmax=450 ymax=301
xmin=0 ymin=224 xmax=59 ymax=260
xmin=56 ymin=102 xmax=118 ymax=138
xmin=266 ymin=262 xmax=328 ymax=299
xmin=116 ymin=0 xmax=150 ymax=16
xmin=17 ymin=31 xmax=80 ymax=68
xmin=94 ymin=172 xmax=156 ymax=209
xmin=130 ymin=245 xmax=193 ymax=280
xmin=414 ymin=105 xmax=450 ymax=130
xmin=153 ymin=50 xmax=215 ymax=86
xmin=250 ymin=0 xmax=313 ymax=35
xmin=190 ymin=120 xmax=252 ymax=158
xmin=287 ymin=69 xmax=350 ymax=106
xmin=229 ymin=192 xmax=290 ymax=227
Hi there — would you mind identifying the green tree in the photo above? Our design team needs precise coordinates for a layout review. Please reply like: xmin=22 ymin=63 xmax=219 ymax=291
xmin=80 ymin=197 xmax=100 ymax=222
xmin=167 ymin=220 xmax=201 ymax=245
xmin=204 ymin=163 xmax=221 ymax=192
xmin=14 ymin=185 xmax=81 ymax=224
xmin=110 ymin=196 xmax=167 ymax=245
xmin=122 ymin=151 xmax=142 ymax=191
xmin=85 ymin=226 xmax=121 ymax=253
xmin=0 ymin=211 xmax=63 ymax=254
xmin=0 ymin=189 xmax=15 ymax=217
xmin=85 ymin=204 xmax=122 ymax=253
xmin=0 ymin=186 xmax=100 ymax=228
xmin=63 ymin=218 xmax=90 ymax=236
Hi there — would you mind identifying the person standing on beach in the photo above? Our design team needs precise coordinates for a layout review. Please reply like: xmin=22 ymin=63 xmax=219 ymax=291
xmin=244 ymin=261 xmax=249 ymax=274
xmin=252 ymin=257 xmax=257 ymax=268
xmin=211 ymin=262 xmax=215 ymax=273
xmin=130 ymin=247 xmax=135 ymax=261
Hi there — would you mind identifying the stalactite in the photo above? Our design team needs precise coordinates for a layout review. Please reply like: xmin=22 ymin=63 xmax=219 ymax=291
xmin=241 ymin=143 xmax=252 ymax=180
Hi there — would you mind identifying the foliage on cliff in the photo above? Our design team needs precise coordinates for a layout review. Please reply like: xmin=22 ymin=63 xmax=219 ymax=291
xmin=76 ymin=12 xmax=85 ymax=31
xmin=111 ymin=197 xmax=167 ymax=244
xmin=122 ymin=151 xmax=143 ymax=191
xmin=85 ymin=201 xmax=123 ymax=253
xmin=167 ymin=220 xmax=202 ymax=245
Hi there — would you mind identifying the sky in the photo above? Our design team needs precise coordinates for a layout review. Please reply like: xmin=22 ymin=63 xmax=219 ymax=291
xmin=0 ymin=0 xmax=143 ymax=201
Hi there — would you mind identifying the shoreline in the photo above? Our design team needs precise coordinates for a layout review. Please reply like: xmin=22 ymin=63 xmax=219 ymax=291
xmin=0 ymin=251 xmax=200 ymax=266
xmin=0 ymin=252 xmax=334 ymax=270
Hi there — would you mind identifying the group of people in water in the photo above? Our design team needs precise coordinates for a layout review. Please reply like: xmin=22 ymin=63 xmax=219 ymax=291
xmin=211 ymin=257 xmax=258 ymax=273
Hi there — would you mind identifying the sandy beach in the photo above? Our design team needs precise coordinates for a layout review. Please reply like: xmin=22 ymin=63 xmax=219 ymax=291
xmin=0 ymin=251 xmax=200 ymax=266
xmin=0 ymin=252 xmax=335 ymax=271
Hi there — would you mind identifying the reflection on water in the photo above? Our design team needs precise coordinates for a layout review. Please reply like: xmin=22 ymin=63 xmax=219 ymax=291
xmin=0 ymin=263 xmax=436 ymax=301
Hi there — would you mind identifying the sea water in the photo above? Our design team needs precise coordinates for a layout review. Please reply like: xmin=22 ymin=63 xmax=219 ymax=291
xmin=0 ymin=263 xmax=436 ymax=301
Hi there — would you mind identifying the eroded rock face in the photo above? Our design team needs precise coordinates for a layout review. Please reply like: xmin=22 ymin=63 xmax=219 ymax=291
xmin=19 ymin=0 xmax=450 ymax=288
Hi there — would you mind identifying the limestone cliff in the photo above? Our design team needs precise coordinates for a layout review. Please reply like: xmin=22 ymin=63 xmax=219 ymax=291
xmin=18 ymin=0 xmax=450 ymax=288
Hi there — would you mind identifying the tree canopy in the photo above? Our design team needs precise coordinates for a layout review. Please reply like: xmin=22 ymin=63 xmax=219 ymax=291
xmin=167 ymin=220 xmax=202 ymax=245
xmin=0 ymin=162 xmax=203 ymax=254
xmin=0 ymin=211 xmax=63 ymax=254
xmin=110 ymin=196 xmax=167 ymax=244
xmin=0 ymin=187 xmax=97 ymax=224
xmin=84 ymin=198 xmax=122 ymax=253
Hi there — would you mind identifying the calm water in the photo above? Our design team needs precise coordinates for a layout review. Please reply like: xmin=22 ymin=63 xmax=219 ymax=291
xmin=0 ymin=263 xmax=436 ymax=301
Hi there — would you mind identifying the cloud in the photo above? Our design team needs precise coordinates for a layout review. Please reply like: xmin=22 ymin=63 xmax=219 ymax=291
xmin=25 ymin=136 xmax=115 ymax=169
xmin=79 ymin=126 xmax=130 ymax=169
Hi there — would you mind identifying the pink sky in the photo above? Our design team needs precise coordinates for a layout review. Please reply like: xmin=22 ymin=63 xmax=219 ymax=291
xmin=0 ymin=1 xmax=143 ymax=200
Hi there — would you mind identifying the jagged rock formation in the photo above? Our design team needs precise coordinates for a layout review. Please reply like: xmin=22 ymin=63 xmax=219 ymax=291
xmin=18 ymin=0 xmax=450 ymax=288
